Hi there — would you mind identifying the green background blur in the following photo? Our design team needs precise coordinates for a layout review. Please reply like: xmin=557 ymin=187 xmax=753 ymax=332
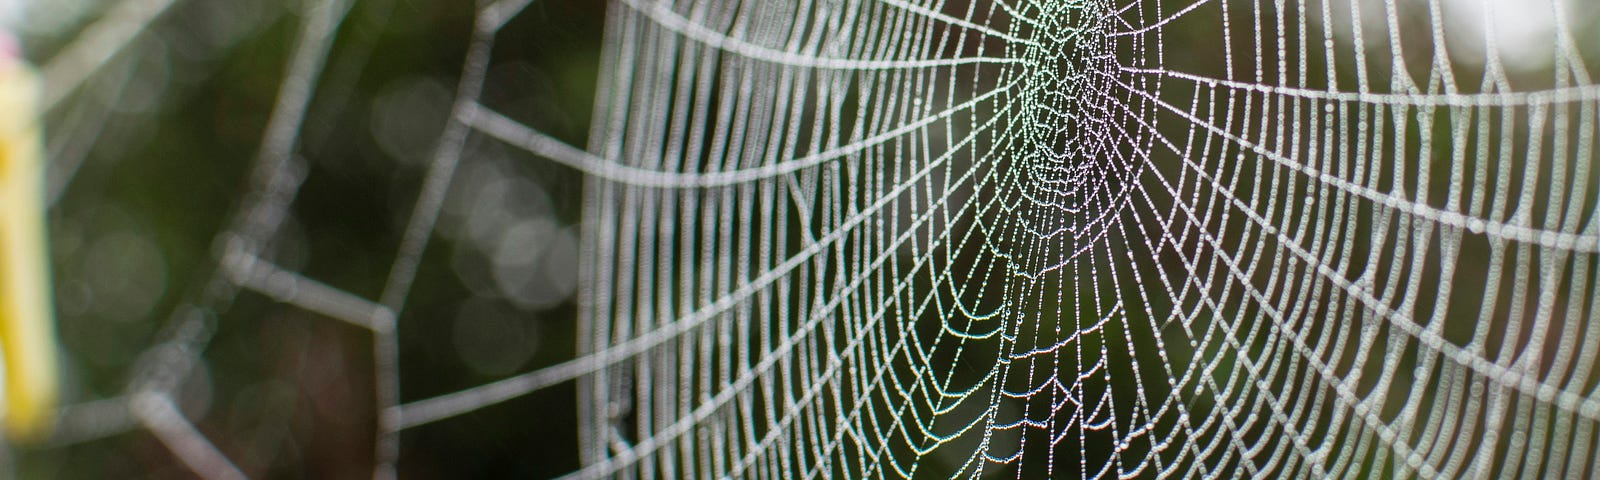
xmin=18 ymin=0 xmax=603 ymax=476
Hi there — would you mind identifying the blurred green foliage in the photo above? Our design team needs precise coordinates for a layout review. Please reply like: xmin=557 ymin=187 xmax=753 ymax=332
xmin=21 ymin=0 xmax=602 ymax=476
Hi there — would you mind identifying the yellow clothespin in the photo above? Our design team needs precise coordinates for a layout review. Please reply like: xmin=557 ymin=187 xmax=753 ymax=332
xmin=0 ymin=32 xmax=59 ymax=443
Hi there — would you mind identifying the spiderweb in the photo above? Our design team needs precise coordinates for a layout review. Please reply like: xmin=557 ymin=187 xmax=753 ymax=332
xmin=30 ymin=0 xmax=1600 ymax=478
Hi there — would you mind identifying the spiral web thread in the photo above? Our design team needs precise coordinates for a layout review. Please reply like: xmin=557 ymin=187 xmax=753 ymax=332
xmin=37 ymin=0 xmax=1600 ymax=478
